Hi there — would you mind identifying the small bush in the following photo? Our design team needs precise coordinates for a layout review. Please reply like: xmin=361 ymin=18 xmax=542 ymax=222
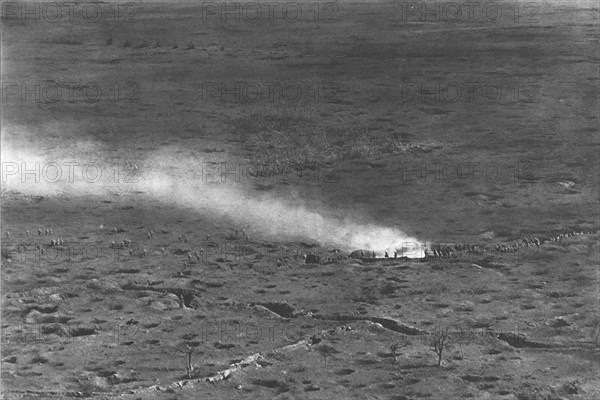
xmin=470 ymin=285 xmax=488 ymax=295
xmin=186 ymin=41 xmax=195 ymax=50
xmin=123 ymin=40 xmax=131 ymax=48
xmin=70 ymin=326 xmax=97 ymax=337
xmin=108 ymin=303 xmax=124 ymax=311
xmin=31 ymin=354 xmax=49 ymax=364
xmin=106 ymin=36 xmax=113 ymax=45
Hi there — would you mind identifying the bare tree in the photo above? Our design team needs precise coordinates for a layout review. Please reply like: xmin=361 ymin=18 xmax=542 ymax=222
xmin=315 ymin=344 xmax=338 ymax=368
xmin=389 ymin=342 xmax=399 ymax=363
xmin=171 ymin=341 xmax=201 ymax=378
xmin=430 ymin=325 xmax=449 ymax=367
xmin=389 ymin=338 xmax=409 ymax=364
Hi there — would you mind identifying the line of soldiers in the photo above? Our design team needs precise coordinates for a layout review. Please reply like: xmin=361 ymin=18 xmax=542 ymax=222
xmin=549 ymin=231 xmax=589 ymax=242
xmin=425 ymin=230 xmax=598 ymax=258
xmin=124 ymin=161 xmax=139 ymax=170
xmin=49 ymin=238 xmax=64 ymax=247
xmin=187 ymin=249 xmax=204 ymax=262
xmin=111 ymin=238 xmax=132 ymax=249
xmin=11 ymin=228 xmax=56 ymax=236
xmin=109 ymin=232 xmax=208 ymax=259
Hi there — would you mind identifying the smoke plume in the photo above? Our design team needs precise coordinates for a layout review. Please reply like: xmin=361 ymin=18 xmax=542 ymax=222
xmin=2 ymin=141 xmax=424 ymax=258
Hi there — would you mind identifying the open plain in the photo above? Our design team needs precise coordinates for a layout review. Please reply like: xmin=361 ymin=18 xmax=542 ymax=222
xmin=1 ymin=1 xmax=599 ymax=399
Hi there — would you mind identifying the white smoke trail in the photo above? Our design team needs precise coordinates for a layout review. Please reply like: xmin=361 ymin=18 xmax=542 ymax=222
xmin=1 ymin=142 xmax=425 ymax=258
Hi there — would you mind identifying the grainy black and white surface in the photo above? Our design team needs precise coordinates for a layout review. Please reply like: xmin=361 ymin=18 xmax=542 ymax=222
xmin=1 ymin=1 xmax=599 ymax=399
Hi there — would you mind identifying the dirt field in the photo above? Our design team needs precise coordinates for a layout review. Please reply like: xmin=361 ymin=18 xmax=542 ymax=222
xmin=1 ymin=1 xmax=599 ymax=399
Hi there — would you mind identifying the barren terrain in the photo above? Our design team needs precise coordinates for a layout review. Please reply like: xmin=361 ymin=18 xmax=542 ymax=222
xmin=1 ymin=1 xmax=599 ymax=399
